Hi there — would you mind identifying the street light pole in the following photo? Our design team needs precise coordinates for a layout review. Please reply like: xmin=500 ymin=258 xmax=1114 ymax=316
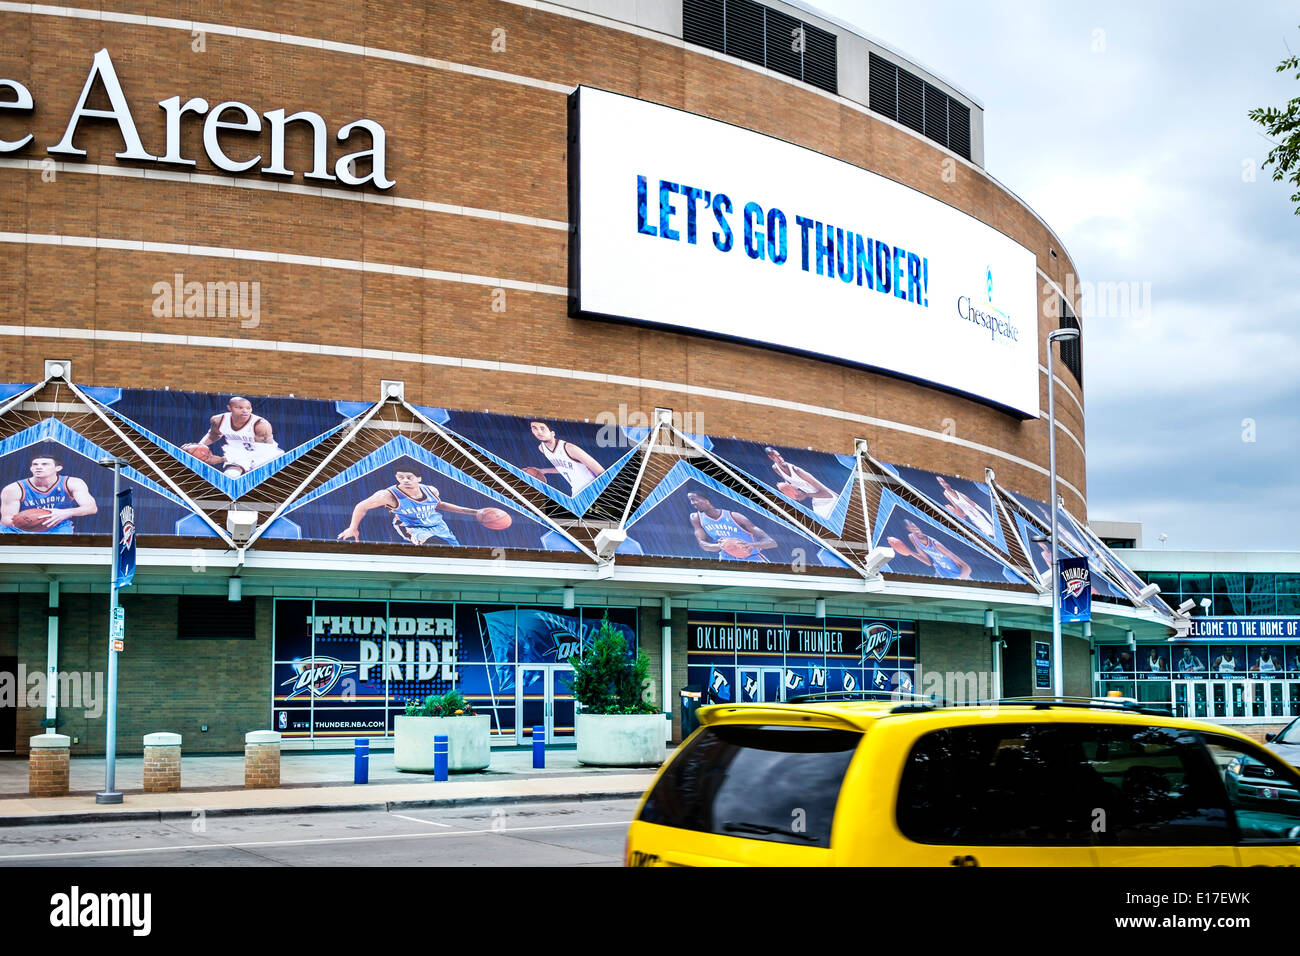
xmin=1047 ymin=327 xmax=1080 ymax=697
xmin=95 ymin=455 xmax=129 ymax=805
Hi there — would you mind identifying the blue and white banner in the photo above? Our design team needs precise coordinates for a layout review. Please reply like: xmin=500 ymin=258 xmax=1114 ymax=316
xmin=115 ymin=487 xmax=136 ymax=588
xmin=571 ymin=86 xmax=1041 ymax=416
xmin=1058 ymin=555 xmax=1090 ymax=623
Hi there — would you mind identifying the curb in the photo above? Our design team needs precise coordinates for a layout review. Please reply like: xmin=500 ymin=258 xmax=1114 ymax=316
xmin=0 ymin=789 xmax=648 ymax=828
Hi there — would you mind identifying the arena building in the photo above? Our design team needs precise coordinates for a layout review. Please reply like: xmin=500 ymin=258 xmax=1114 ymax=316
xmin=0 ymin=0 xmax=1179 ymax=755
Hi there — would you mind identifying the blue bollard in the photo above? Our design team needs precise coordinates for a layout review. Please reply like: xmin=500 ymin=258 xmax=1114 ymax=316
xmin=434 ymin=734 xmax=448 ymax=781
xmin=354 ymin=738 xmax=369 ymax=785
xmin=532 ymin=724 xmax=545 ymax=768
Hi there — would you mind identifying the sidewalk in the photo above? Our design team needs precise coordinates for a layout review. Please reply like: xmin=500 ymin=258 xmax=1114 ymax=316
xmin=0 ymin=747 xmax=661 ymax=827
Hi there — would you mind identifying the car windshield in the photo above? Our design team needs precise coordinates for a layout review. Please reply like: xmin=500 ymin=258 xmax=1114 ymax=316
xmin=1279 ymin=719 xmax=1300 ymax=745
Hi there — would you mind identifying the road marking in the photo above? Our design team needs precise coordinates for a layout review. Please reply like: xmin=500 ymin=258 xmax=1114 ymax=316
xmin=0 ymin=820 xmax=628 ymax=861
xmin=389 ymin=812 xmax=453 ymax=828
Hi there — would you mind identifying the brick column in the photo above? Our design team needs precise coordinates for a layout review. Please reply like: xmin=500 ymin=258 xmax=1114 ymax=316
xmin=142 ymin=732 xmax=182 ymax=792
xmin=244 ymin=730 xmax=281 ymax=789
xmin=29 ymin=733 xmax=71 ymax=797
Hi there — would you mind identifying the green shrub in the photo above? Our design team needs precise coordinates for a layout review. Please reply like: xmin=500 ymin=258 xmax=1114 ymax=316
xmin=403 ymin=690 xmax=475 ymax=717
xmin=565 ymin=616 xmax=656 ymax=715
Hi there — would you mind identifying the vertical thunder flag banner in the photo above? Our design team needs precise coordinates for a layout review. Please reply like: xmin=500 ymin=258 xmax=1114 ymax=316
xmin=116 ymin=487 xmax=136 ymax=589
xmin=1059 ymin=555 xmax=1090 ymax=623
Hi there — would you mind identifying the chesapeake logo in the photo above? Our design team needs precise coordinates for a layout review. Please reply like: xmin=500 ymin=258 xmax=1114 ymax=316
xmin=50 ymin=886 xmax=151 ymax=936
xmin=955 ymin=266 xmax=1020 ymax=345
xmin=0 ymin=48 xmax=394 ymax=190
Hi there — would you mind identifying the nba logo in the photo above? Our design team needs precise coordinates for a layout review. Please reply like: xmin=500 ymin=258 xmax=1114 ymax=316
xmin=277 ymin=710 xmax=287 ymax=730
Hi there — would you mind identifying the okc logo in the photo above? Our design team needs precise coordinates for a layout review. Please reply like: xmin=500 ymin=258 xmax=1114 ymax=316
xmin=1063 ymin=578 xmax=1088 ymax=599
xmin=119 ymin=504 xmax=135 ymax=550
xmin=282 ymin=656 xmax=356 ymax=699
xmin=859 ymin=623 xmax=895 ymax=663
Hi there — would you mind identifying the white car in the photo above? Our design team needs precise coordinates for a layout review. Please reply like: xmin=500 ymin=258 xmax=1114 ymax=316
xmin=1265 ymin=716 xmax=1300 ymax=770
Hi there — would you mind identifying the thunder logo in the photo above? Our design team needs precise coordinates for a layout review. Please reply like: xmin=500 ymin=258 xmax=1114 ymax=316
xmin=859 ymin=623 xmax=896 ymax=664
xmin=282 ymin=656 xmax=357 ymax=699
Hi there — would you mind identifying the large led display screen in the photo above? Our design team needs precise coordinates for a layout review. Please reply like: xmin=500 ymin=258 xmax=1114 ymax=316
xmin=571 ymin=86 xmax=1041 ymax=416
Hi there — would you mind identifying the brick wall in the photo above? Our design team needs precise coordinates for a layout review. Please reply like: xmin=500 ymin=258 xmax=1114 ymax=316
xmin=0 ymin=0 xmax=1087 ymax=511
xmin=12 ymin=591 xmax=271 ymax=756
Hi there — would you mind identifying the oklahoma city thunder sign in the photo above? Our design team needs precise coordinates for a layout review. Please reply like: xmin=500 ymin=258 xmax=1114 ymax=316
xmin=1059 ymin=556 xmax=1091 ymax=623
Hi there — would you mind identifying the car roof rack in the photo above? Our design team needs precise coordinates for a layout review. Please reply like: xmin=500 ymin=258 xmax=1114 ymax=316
xmin=788 ymin=690 xmax=945 ymax=706
xmin=983 ymin=696 xmax=1174 ymax=717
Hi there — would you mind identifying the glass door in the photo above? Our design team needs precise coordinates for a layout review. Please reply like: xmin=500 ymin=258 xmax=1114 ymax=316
xmin=515 ymin=665 xmax=575 ymax=744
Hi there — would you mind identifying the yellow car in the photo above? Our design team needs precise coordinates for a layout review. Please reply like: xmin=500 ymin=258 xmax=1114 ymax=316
xmin=625 ymin=696 xmax=1300 ymax=866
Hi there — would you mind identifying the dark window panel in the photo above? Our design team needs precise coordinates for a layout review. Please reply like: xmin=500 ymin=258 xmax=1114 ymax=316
xmin=1213 ymin=573 xmax=1244 ymax=594
xmin=764 ymin=7 xmax=803 ymax=81
xmin=1275 ymin=574 xmax=1300 ymax=595
xmin=724 ymin=0 xmax=766 ymax=67
xmin=868 ymin=53 xmax=897 ymax=116
xmin=1248 ymin=594 xmax=1277 ymax=616
xmin=896 ymin=68 xmax=925 ymax=134
xmin=948 ymin=100 xmax=971 ymax=159
xmin=803 ymin=22 xmax=838 ymax=94
xmin=683 ymin=0 xmax=726 ymax=52
xmin=923 ymin=82 xmax=948 ymax=144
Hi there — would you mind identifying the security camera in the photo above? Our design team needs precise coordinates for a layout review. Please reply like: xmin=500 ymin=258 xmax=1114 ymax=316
xmin=1176 ymin=599 xmax=1195 ymax=614
xmin=863 ymin=546 xmax=894 ymax=576
xmin=1199 ymin=597 xmax=1212 ymax=614
xmin=593 ymin=528 xmax=626 ymax=559
xmin=226 ymin=509 xmax=258 ymax=544
xmin=1136 ymin=583 xmax=1160 ymax=602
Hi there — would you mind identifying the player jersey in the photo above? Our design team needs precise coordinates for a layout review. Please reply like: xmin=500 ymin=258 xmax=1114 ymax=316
xmin=773 ymin=461 xmax=818 ymax=496
xmin=951 ymin=493 xmax=996 ymax=537
xmin=219 ymin=412 xmax=277 ymax=453
xmin=1257 ymin=656 xmax=1277 ymax=673
xmin=387 ymin=484 xmax=454 ymax=542
xmin=913 ymin=533 xmax=961 ymax=578
xmin=539 ymin=439 xmax=597 ymax=494
xmin=696 ymin=508 xmax=766 ymax=563
xmin=1217 ymin=656 xmax=1237 ymax=675
xmin=15 ymin=475 xmax=76 ymax=533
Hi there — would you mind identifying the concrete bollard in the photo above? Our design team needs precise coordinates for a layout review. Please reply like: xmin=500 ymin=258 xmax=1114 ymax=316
xmin=142 ymin=732 xmax=182 ymax=793
xmin=244 ymin=730 xmax=282 ymax=789
xmin=29 ymin=733 xmax=71 ymax=797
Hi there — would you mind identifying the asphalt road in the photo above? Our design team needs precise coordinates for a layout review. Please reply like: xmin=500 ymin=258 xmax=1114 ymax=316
xmin=0 ymin=799 xmax=636 ymax=867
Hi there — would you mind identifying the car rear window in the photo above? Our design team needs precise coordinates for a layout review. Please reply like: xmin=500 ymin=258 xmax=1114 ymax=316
xmin=639 ymin=724 xmax=861 ymax=848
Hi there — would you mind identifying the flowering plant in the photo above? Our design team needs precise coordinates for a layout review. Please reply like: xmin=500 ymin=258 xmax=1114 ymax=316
xmin=404 ymin=690 xmax=475 ymax=717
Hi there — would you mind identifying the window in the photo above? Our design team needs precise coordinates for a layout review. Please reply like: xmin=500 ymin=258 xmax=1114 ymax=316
xmin=896 ymin=723 xmax=1230 ymax=845
xmin=179 ymin=595 xmax=255 ymax=639
xmin=683 ymin=0 xmax=839 ymax=95
xmin=1058 ymin=299 xmax=1082 ymax=384
xmin=640 ymin=724 xmax=860 ymax=847
xmin=1204 ymin=735 xmax=1300 ymax=843
xmin=867 ymin=53 xmax=971 ymax=159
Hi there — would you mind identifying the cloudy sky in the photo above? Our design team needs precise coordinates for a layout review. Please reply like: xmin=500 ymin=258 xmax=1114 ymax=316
xmin=811 ymin=0 xmax=1300 ymax=550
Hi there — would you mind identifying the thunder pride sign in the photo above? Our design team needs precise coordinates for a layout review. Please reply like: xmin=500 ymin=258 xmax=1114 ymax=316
xmin=571 ymin=87 xmax=1040 ymax=416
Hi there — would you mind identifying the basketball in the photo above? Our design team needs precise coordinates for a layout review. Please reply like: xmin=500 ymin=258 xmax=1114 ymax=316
xmin=720 ymin=537 xmax=754 ymax=559
xmin=777 ymin=481 xmax=807 ymax=501
xmin=182 ymin=443 xmax=214 ymax=463
xmin=11 ymin=508 xmax=52 ymax=532
xmin=522 ymin=466 xmax=546 ymax=479
xmin=477 ymin=507 xmax=512 ymax=530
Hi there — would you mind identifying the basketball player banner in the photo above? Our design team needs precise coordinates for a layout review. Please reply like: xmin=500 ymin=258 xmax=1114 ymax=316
xmin=872 ymin=488 xmax=1031 ymax=585
xmin=280 ymin=435 xmax=581 ymax=552
xmin=83 ymin=386 xmax=353 ymax=499
xmin=1058 ymin=555 xmax=1091 ymax=623
xmin=622 ymin=460 xmax=853 ymax=568
xmin=0 ymin=418 xmax=200 ymax=538
xmin=704 ymin=437 xmax=856 ymax=536
xmin=438 ymin=409 xmax=643 ymax=516
xmin=879 ymin=462 xmax=1007 ymax=552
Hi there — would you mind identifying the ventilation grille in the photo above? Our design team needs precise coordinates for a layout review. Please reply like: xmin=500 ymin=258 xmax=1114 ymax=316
xmin=868 ymin=53 xmax=972 ymax=159
xmin=684 ymin=0 xmax=838 ymax=95
xmin=1059 ymin=300 xmax=1083 ymax=384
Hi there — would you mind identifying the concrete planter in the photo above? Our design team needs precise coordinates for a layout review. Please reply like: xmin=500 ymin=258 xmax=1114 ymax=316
xmin=394 ymin=715 xmax=490 ymax=772
xmin=575 ymin=713 xmax=666 ymax=767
